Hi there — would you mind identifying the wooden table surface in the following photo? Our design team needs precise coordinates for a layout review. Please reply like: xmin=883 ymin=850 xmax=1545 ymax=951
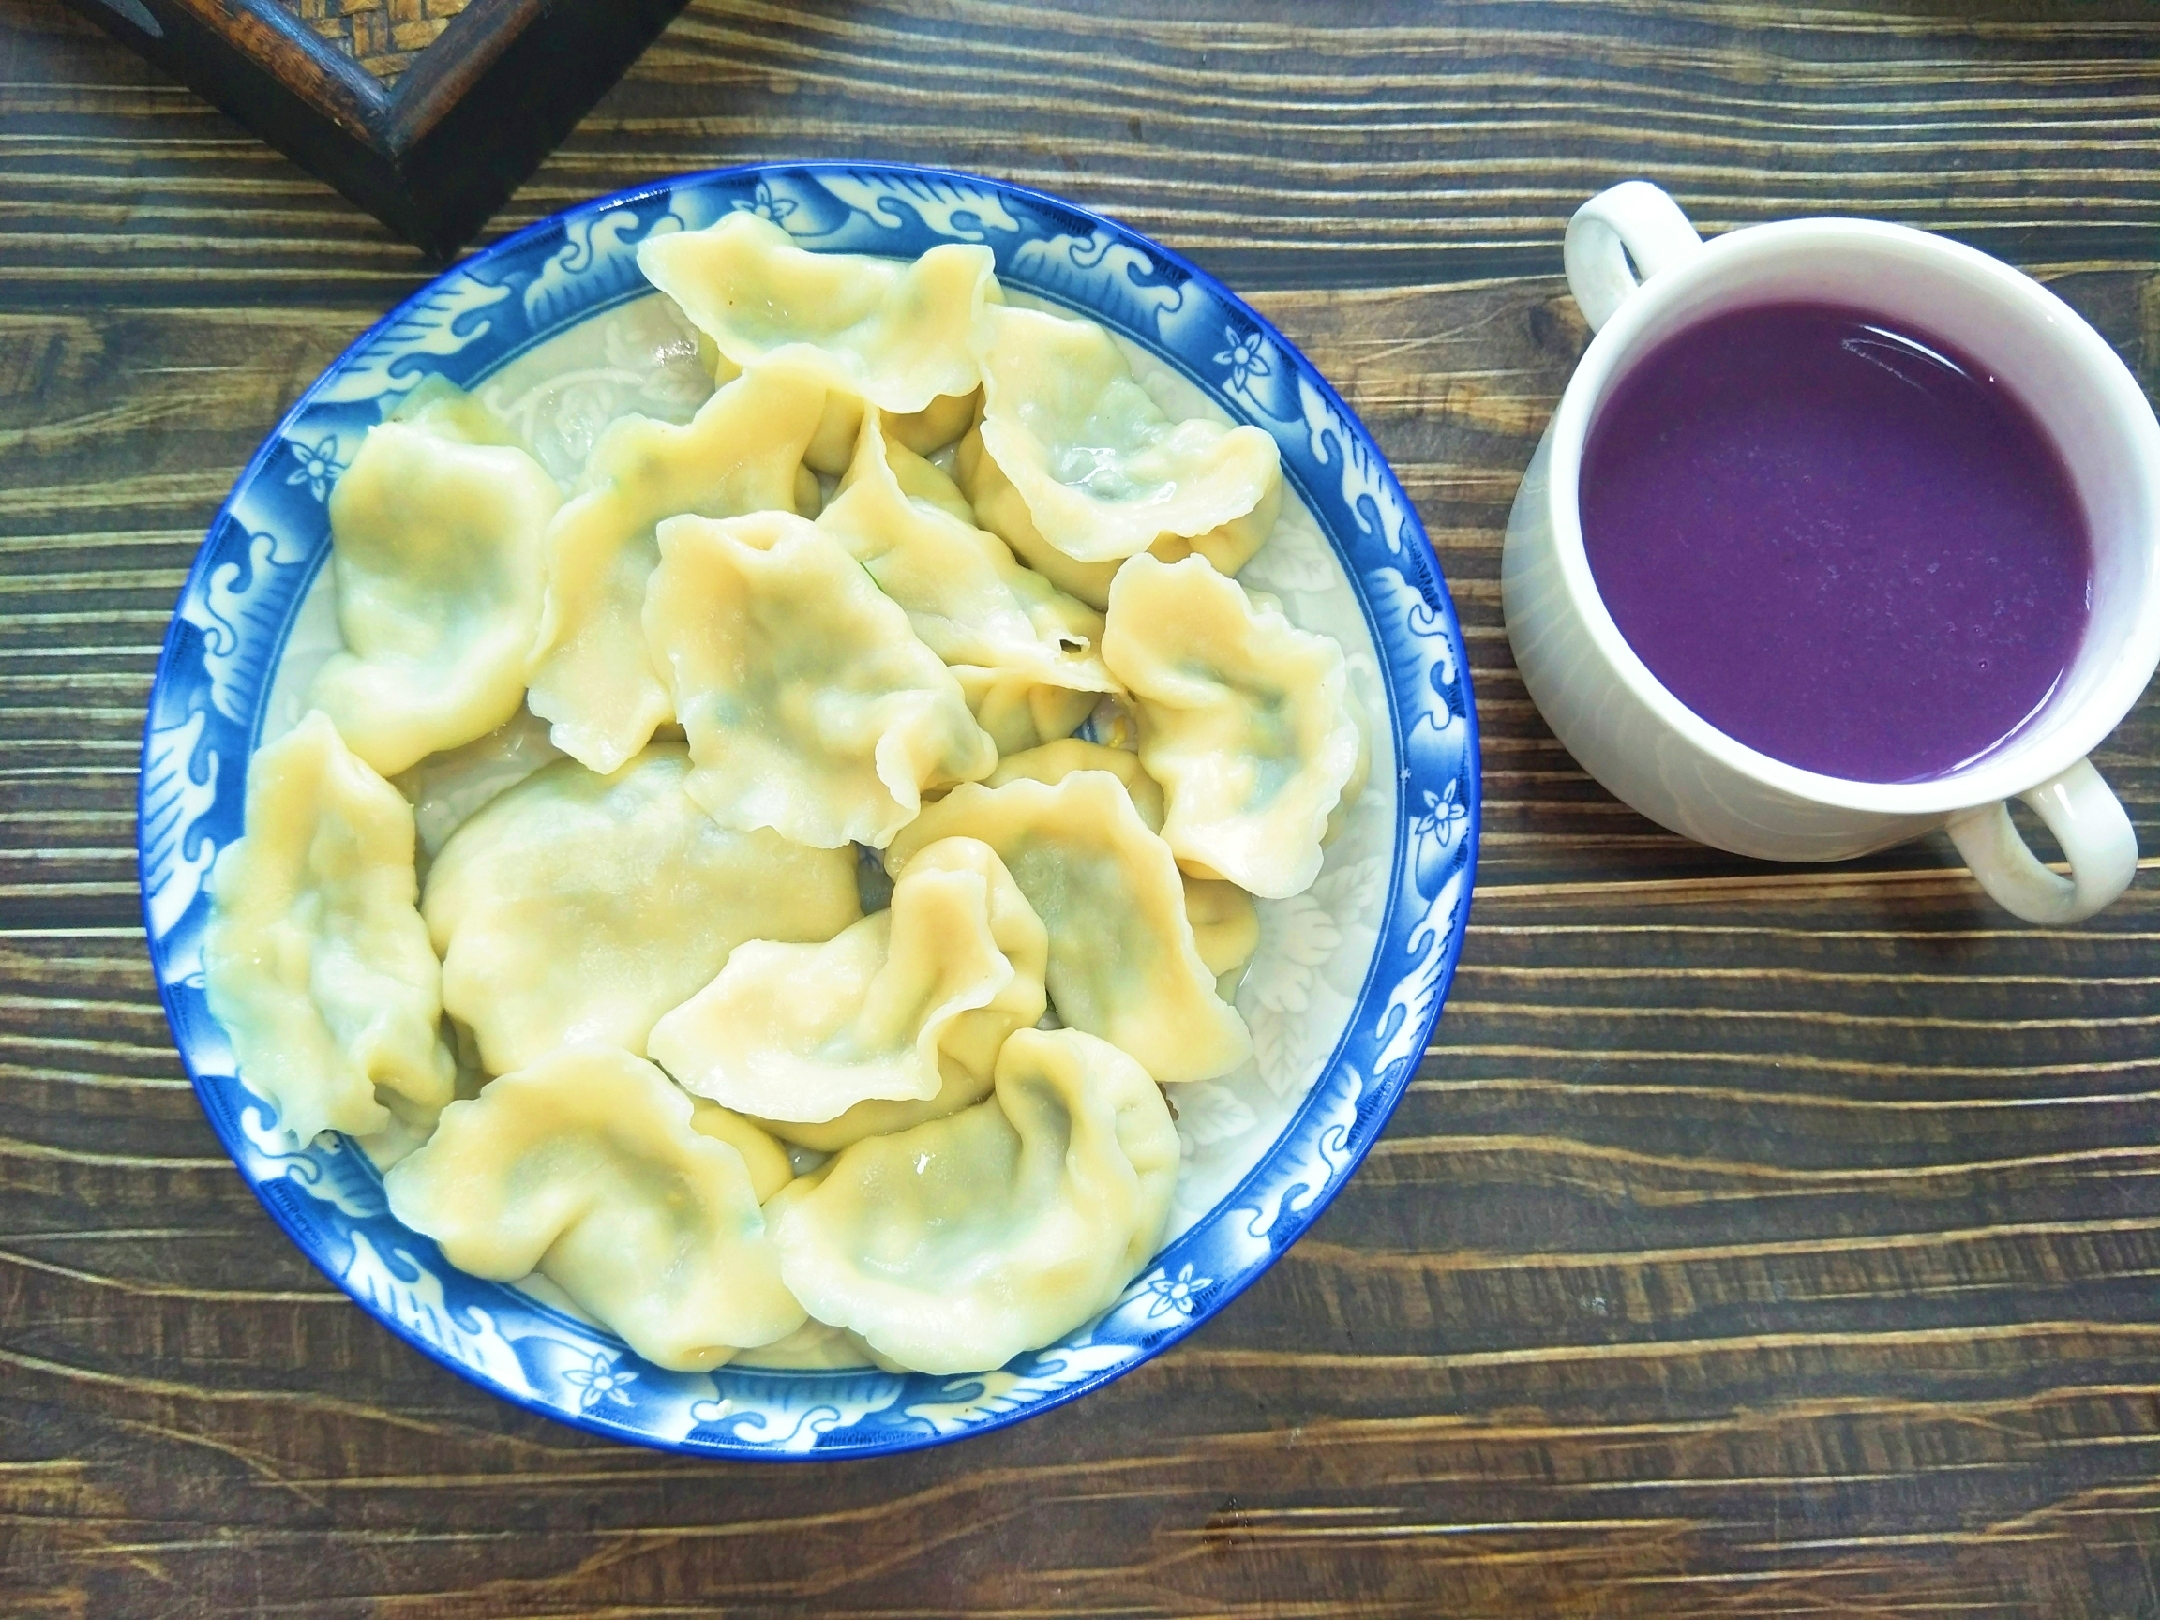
xmin=9 ymin=1 xmax=2160 ymax=1613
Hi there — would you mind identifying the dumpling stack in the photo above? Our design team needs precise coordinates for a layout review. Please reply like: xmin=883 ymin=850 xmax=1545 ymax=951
xmin=201 ymin=210 xmax=1366 ymax=1379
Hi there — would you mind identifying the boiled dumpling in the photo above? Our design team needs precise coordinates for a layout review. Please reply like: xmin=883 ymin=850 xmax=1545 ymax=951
xmin=955 ymin=425 xmax=1120 ymax=606
xmin=306 ymin=414 xmax=561 ymax=775
xmin=752 ymin=844 xmax=1037 ymax=1159
xmin=984 ymin=739 xmax=1258 ymax=984
xmin=816 ymin=411 xmax=1115 ymax=752
xmin=1103 ymin=553 xmax=1365 ymax=898
xmin=638 ymin=211 xmax=995 ymax=422
xmin=202 ymin=711 xmax=455 ymax=1145
xmin=525 ymin=360 xmax=827 ymax=773
xmin=818 ymin=407 xmax=1103 ymax=656
xmin=649 ymin=835 xmax=1046 ymax=1124
xmin=885 ymin=772 xmax=1250 ymax=1083
xmin=643 ymin=510 xmax=998 ymax=848
xmin=968 ymin=303 xmax=1282 ymax=571
xmin=767 ymin=1027 xmax=1179 ymax=1374
xmin=422 ymin=743 xmax=860 ymax=1074
xmin=957 ymin=422 xmax=1274 ymax=612
xmin=384 ymin=1046 xmax=805 ymax=1371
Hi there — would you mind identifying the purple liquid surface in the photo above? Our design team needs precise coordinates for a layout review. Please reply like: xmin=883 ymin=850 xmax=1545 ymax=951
xmin=1579 ymin=302 xmax=2093 ymax=783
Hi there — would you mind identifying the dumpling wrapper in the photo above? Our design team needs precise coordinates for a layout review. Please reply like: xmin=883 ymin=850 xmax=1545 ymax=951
xmin=817 ymin=410 xmax=1115 ymax=752
xmin=754 ymin=1056 xmax=993 ymax=1157
xmin=969 ymin=303 xmax=1282 ymax=569
xmin=422 ymin=743 xmax=861 ymax=1075
xmin=985 ymin=739 xmax=1258 ymax=983
xmin=732 ymin=1320 xmax=886 ymax=1372
xmin=768 ymin=1027 xmax=1179 ymax=1375
xmin=1184 ymin=873 xmax=1262 ymax=988
xmin=644 ymin=510 xmax=998 ymax=849
xmin=987 ymin=738 xmax=1164 ymax=828
xmin=526 ymin=360 xmax=827 ymax=773
xmin=886 ymin=772 xmax=1250 ymax=1083
xmin=202 ymin=711 xmax=455 ymax=1146
xmin=947 ymin=668 xmax=1099 ymax=755
xmin=739 ymin=837 xmax=1037 ymax=1156
xmin=384 ymin=1046 xmax=805 ymax=1371
xmin=638 ymin=210 xmax=996 ymax=418
xmin=689 ymin=1099 xmax=794 ymax=1204
xmin=389 ymin=376 xmax=527 ymax=449
xmin=393 ymin=703 xmax=564 ymax=860
xmin=956 ymin=422 xmax=1277 ymax=612
xmin=1104 ymin=553 xmax=1366 ymax=898
xmin=650 ymin=835 xmax=1046 ymax=1125
xmin=307 ymin=415 xmax=561 ymax=775
xmin=803 ymin=389 xmax=980 ymax=480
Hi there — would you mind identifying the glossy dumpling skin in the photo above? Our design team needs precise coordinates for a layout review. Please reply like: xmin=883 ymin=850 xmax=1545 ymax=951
xmin=817 ymin=411 xmax=1115 ymax=752
xmin=422 ymin=744 xmax=861 ymax=1074
xmin=202 ymin=711 xmax=455 ymax=1145
xmin=969 ymin=303 xmax=1283 ymax=568
xmin=987 ymin=738 xmax=1164 ymax=828
xmin=1184 ymin=872 xmax=1262 ymax=988
xmin=732 ymin=1320 xmax=886 ymax=1371
xmin=689 ymin=1099 xmax=794 ymax=1204
xmin=767 ymin=1027 xmax=1179 ymax=1374
xmin=393 ymin=704 xmax=564 ymax=860
xmin=948 ymin=668 xmax=1098 ymax=754
xmin=526 ymin=361 xmax=827 ymax=774
xmin=1104 ymin=553 xmax=1365 ymax=898
xmin=984 ymin=740 xmax=1259 ymax=984
xmin=956 ymin=421 xmax=1276 ymax=612
xmin=757 ymin=1054 xmax=986 ymax=1157
xmin=384 ymin=1046 xmax=805 ymax=1371
xmin=638 ymin=211 xmax=995 ymax=415
xmin=649 ymin=835 xmax=1047 ymax=1125
xmin=886 ymin=772 xmax=1250 ymax=1083
xmin=952 ymin=677 xmax=1097 ymax=765
xmin=306 ymin=416 xmax=562 ymax=776
xmin=644 ymin=510 xmax=998 ymax=848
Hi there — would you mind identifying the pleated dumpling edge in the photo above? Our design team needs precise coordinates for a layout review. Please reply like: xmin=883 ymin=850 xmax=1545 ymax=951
xmin=644 ymin=509 xmax=998 ymax=849
xmin=637 ymin=210 xmax=998 ymax=416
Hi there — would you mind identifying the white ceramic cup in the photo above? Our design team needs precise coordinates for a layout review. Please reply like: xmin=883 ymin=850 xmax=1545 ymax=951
xmin=1502 ymin=181 xmax=2160 ymax=924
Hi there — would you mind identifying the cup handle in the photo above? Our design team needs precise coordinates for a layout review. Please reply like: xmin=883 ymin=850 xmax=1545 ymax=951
xmin=1945 ymin=759 xmax=2139 ymax=924
xmin=1564 ymin=181 xmax=1705 ymax=332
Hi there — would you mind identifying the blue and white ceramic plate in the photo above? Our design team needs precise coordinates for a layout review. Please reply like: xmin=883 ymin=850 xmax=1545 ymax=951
xmin=139 ymin=163 xmax=1479 ymax=1457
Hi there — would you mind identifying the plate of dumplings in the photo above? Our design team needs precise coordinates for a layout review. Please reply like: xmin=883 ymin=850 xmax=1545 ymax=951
xmin=139 ymin=163 xmax=1479 ymax=1456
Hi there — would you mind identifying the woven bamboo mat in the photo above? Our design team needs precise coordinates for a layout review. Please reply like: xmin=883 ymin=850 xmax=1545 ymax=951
xmin=276 ymin=0 xmax=474 ymax=84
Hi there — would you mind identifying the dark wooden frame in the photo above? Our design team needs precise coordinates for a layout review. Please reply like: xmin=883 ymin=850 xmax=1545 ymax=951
xmin=61 ymin=0 xmax=688 ymax=257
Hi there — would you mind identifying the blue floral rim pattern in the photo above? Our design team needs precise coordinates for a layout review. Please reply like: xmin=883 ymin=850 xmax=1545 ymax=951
xmin=137 ymin=162 xmax=1480 ymax=1458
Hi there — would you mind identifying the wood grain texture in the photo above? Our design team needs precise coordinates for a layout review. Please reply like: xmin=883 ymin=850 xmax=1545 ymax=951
xmin=279 ymin=0 xmax=475 ymax=86
xmin=7 ymin=0 xmax=2160 ymax=1613
xmin=51 ymin=0 xmax=688 ymax=254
